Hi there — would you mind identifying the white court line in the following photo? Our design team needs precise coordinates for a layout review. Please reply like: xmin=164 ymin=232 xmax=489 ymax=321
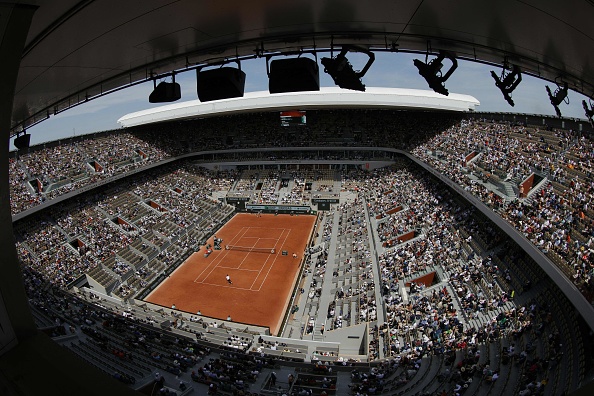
xmin=235 ymin=234 xmax=265 ymax=268
xmin=217 ymin=266 xmax=260 ymax=272
xmin=225 ymin=226 xmax=252 ymax=248
xmin=255 ymin=228 xmax=292 ymax=291
xmin=239 ymin=227 xmax=285 ymax=272
xmin=199 ymin=282 xmax=255 ymax=291
xmin=234 ymin=228 xmax=282 ymax=269
xmin=193 ymin=226 xmax=252 ymax=283
xmin=249 ymin=228 xmax=288 ymax=290
xmin=236 ymin=229 xmax=284 ymax=270
xmin=250 ymin=228 xmax=291 ymax=290
xmin=193 ymin=226 xmax=294 ymax=290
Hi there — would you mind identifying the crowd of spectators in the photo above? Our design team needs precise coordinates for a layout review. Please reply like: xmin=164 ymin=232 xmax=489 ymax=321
xmin=9 ymin=109 xmax=594 ymax=395
xmin=227 ymin=168 xmax=337 ymax=206
xmin=9 ymin=110 xmax=459 ymax=215
xmin=281 ymin=171 xmax=309 ymax=205
xmin=19 ymin=143 xmax=88 ymax=183
xmin=12 ymin=112 xmax=594 ymax=301
xmin=254 ymin=170 xmax=279 ymax=204
xmin=9 ymin=157 xmax=42 ymax=213
xmin=9 ymin=131 xmax=169 ymax=214
xmin=14 ymin=162 xmax=592 ymax=395
xmin=412 ymin=119 xmax=594 ymax=302
xmin=13 ymin=162 xmax=236 ymax=291
xmin=10 ymin=116 xmax=592 ymax=298
xmin=190 ymin=351 xmax=264 ymax=394
xmin=352 ymin=164 xmax=512 ymax=367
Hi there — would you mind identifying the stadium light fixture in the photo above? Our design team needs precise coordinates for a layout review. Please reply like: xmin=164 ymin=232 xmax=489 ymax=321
xmin=413 ymin=50 xmax=457 ymax=96
xmin=149 ymin=73 xmax=181 ymax=103
xmin=545 ymin=80 xmax=569 ymax=118
xmin=196 ymin=60 xmax=246 ymax=102
xmin=14 ymin=131 xmax=31 ymax=150
xmin=267 ymin=52 xmax=320 ymax=94
xmin=490 ymin=63 xmax=522 ymax=106
xmin=321 ymin=45 xmax=375 ymax=92
xmin=583 ymin=98 xmax=594 ymax=125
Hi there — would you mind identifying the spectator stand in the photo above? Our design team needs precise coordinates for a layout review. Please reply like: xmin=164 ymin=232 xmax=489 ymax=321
xmin=252 ymin=335 xmax=311 ymax=363
xmin=189 ymin=350 xmax=264 ymax=394
xmin=330 ymin=199 xmax=383 ymax=360
xmin=292 ymin=369 xmax=338 ymax=395
xmin=279 ymin=212 xmax=329 ymax=342
xmin=11 ymin=113 xmax=594 ymax=395
xmin=414 ymin=119 xmax=594 ymax=308
xmin=299 ymin=211 xmax=335 ymax=341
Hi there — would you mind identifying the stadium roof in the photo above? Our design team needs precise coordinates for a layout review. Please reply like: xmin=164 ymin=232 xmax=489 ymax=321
xmin=117 ymin=87 xmax=480 ymax=128
xmin=6 ymin=1 xmax=594 ymax=135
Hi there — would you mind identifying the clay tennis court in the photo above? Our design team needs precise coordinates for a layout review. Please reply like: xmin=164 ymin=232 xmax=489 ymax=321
xmin=145 ymin=213 xmax=316 ymax=335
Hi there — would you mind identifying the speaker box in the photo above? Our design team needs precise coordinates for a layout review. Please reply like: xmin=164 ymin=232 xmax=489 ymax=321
xmin=269 ymin=58 xmax=320 ymax=93
xmin=14 ymin=133 xmax=31 ymax=150
xmin=197 ymin=67 xmax=246 ymax=102
xmin=149 ymin=82 xmax=181 ymax=103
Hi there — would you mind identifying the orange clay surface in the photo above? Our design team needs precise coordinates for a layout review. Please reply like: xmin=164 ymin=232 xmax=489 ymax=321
xmin=145 ymin=213 xmax=316 ymax=335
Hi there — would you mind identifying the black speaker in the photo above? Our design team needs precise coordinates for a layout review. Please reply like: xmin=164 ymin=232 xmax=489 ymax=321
xmin=269 ymin=58 xmax=320 ymax=93
xmin=197 ymin=67 xmax=246 ymax=102
xmin=14 ymin=133 xmax=31 ymax=150
xmin=149 ymin=81 xmax=181 ymax=103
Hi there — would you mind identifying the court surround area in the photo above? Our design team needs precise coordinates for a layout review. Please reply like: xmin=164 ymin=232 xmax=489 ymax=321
xmin=145 ymin=213 xmax=316 ymax=335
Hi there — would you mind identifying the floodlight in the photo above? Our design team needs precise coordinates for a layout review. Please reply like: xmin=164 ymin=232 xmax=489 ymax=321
xmin=545 ymin=81 xmax=568 ymax=118
xmin=197 ymin=61 xmax=245 ymax=102
xmin=149 ymin=75 xmax=181 ymax=103
xmin=413 ymin=50 xmax=457 ymax=96
xmin=14 ymin=131 xmax=31 ymax=150
xmin=321 ymin=45 xmax=375 ymax=91
xmin=583 ymin=99 xmax=594 ymax=125
xmin=490 ymin=64 xmax=522 ymax=106
xmin=267 ymin=55 xmax=320 ymax=94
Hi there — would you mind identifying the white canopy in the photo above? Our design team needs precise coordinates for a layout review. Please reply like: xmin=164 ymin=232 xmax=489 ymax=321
xmin=118 ymin=87 xmax=479 ymax=128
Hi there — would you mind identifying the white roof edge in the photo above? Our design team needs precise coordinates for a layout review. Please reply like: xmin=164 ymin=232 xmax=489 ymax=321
xmin=117 ymin=87 xmax=480 ymax=128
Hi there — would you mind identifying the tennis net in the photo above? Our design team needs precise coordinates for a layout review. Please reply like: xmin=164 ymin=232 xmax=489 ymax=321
xmin=225 ymin=245 xmax=275 ymax=254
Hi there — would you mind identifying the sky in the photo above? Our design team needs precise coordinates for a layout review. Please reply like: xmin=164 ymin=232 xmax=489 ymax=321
xmin=24 ymin=52 xmax=592 ymax=148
